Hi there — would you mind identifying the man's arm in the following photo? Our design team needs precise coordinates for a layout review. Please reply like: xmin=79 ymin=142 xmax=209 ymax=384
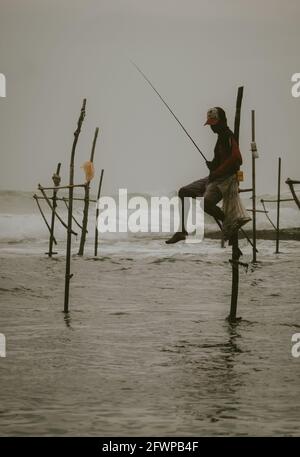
xmin=209 ymin=136 xmax=242 ymax=180
xmin=206 ymin=157 xmax=217 ymax=170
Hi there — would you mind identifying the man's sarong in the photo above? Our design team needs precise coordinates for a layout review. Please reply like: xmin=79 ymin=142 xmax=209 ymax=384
xmin=217 ymin=175 xmax=251 ymax=240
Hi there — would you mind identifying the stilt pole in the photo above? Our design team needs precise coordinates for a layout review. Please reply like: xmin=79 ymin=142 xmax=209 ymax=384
xmin=229 ymin=235 xmax=239 ymax=321
xmin=64 ymin=99 xmax=86 ymax=313
xmin=275 ymin=157 xmax=281 ymax=254
xmin=251 ymin=111 xmax=257 ymax=263
xmin=94 ymin=169 xmax=104 ymax=257
xmin=47 ymin=162 xmax=61 ymax=257
xmin=229 ymin=86 xmax=244 ymax=322
xmin=78 ymin=127 xmax=99 ymax=256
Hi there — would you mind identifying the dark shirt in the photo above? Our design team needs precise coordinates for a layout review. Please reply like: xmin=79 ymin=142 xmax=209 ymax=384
xmin=209 ymin=134 xmax=242 ymax=181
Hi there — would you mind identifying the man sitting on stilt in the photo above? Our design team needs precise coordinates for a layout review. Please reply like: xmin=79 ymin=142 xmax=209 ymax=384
xmin=166 ymin=107 xmax=250 ymax=244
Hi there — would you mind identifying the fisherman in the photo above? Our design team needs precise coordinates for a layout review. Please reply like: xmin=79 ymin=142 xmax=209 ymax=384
xmin=166 ymin=107 xmax=250 ymax=244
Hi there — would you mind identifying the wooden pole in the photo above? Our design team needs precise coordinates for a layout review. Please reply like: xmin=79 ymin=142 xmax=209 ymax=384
xmin=47 ymin=162 xmax=61 ymax=257
xmin=33 ymin=194 xmax=57 ymax=245
xmin=275 ymin=157 xmax=281 ymax=254
xmin=234 ymin=87 xmax=243 ymax=145
xmin=64 ymin=99 xmax=86 ymax=313
xmin=94 ymin=169 xmax=104 ymax=257
xmin=78 ymin=127 xmax=99 ymax=256
xmin=229 ymin=86 xmax=243 ymax=323
xmin=229 ymin=235 xmax=239 ymax=321
xmin=251 ymin=111 xmax=257 ymax=263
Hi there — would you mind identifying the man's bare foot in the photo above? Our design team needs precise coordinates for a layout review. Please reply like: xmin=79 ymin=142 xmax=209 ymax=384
xmin=165 ymin=231 xmax=187 ymax=244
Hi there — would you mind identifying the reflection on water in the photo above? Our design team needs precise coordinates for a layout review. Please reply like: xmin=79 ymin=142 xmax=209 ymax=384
xmin=63 ymin=313 xmax=72 ymax=329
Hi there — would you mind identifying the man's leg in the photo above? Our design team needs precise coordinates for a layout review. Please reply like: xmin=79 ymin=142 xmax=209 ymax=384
xmin=166 ymin=177 xmax=208 ymax=244
xmin=203 ymin=181 xmax=224 ymax=221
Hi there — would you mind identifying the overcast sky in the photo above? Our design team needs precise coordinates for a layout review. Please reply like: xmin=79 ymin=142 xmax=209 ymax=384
xmin=0 ymin=0 xmax=299 ymax=196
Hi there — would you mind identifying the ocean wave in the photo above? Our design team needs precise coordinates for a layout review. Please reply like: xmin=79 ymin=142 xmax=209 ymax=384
xmin=0 ymin=189 xmax=299 ymax=243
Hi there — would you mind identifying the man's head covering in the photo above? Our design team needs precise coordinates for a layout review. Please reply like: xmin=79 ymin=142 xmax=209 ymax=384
xmin=204 ymin=107 xmax=220 ymax=126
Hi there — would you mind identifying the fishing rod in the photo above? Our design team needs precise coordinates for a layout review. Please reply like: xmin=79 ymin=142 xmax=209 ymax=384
xmin=131 ymin=61 xmax=208 ymax=162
